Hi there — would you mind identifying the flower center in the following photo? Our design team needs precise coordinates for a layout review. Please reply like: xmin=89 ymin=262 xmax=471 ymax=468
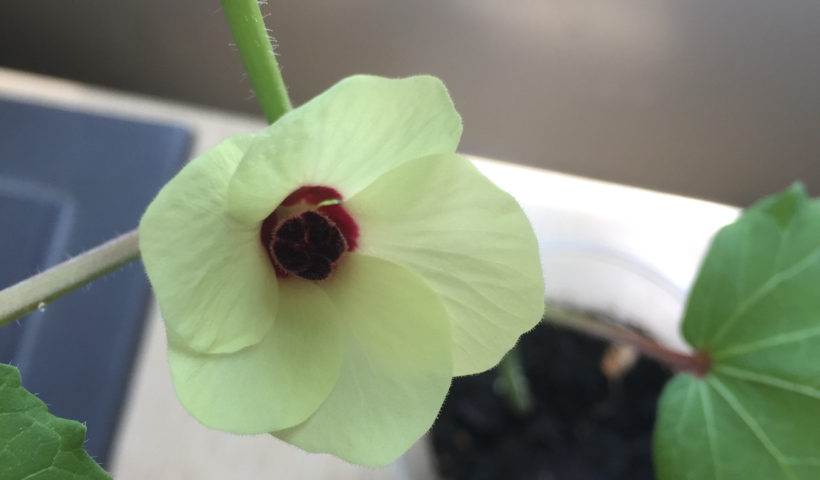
xmin=260 ymin=186 xmax=359 ymax=280
xmin=271 ymin=211 xmax=346 ymax=280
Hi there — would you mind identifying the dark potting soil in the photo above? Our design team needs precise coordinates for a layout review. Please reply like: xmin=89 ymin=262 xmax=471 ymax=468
xmin=431 ymin=322 xmax=672 ymax=480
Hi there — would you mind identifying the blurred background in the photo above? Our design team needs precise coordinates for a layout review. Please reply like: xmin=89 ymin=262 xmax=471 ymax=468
xmin=1 ymin=0 xmax=818 ymax=205
xmin=1 ymin=3 xmax=817 ymax=477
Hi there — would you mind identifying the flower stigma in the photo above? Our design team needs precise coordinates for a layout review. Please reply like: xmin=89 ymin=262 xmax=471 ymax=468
xmin=260 ymin=185 xmax=359 ymax=280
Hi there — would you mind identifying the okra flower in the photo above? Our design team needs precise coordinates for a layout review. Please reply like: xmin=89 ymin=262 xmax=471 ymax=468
xmin=139 ymin=75 xmax=544 ymax=466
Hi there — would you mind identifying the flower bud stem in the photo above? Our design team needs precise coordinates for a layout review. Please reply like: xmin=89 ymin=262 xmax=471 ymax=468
xmin=0 ymin=229 xmax=139 ymax=328
xmin=496 ymin=348 xmax=535 ymax=417
xmin=221 ymin=0 xmax=293 ymax=124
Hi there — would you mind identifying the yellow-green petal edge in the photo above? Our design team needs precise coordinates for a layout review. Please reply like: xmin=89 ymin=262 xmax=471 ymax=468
xmin=275 ymin=255 xmax=453 ymax=466
xmin=227 ymin=75 xmax=463 ymax=224
xmin=347 ymin=153 xmax=544 ymax=375
xmin=140 ymin=135 xmax=278 ymax=354
xmin=167 ymin=280 xmax=343 ymax=433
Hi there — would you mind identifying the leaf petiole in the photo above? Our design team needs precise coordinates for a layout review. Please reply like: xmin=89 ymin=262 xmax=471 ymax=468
xmin=542 ymin=302 xmax=711 ymax=377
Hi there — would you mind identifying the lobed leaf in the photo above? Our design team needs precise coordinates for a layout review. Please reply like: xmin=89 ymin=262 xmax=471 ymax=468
xmin=0 ymin=363 xmax=111 ymax=480
xmin=655 ymin=184 xmax=820 ymax=480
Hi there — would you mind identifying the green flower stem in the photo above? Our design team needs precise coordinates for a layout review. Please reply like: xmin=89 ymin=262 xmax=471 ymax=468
xmin=0 ymin=229 xmax=139 ymax=328
xmin=222 ymin=0 xmax=293 ymax=124
xmin=496 ymin=348 xmax=534 ymax=417
xmin=542 ymin=302 xmax=710 ymax=376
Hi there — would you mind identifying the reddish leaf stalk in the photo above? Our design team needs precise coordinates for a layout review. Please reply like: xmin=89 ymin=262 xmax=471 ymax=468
xmin=543 ymin=302 xmax=711 ymax=377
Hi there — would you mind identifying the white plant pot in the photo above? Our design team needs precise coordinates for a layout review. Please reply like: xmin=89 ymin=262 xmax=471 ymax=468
xmin=394 ymin=157 xmax=740 ymax=479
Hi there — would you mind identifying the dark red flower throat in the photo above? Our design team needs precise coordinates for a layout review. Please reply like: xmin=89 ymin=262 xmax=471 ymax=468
xmin=260 ymin=186 xmax=359 ymax=280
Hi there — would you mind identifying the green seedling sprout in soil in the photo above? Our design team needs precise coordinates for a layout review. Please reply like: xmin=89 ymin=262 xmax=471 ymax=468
xmin=1 ymin=1 xmax=819 ymax=479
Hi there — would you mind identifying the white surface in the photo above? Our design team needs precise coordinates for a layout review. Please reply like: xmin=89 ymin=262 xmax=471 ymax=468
xmin=475 ymin=158 xmax=739 ymax=348
xmin=0 ymin=68 xmax=740 ymax=478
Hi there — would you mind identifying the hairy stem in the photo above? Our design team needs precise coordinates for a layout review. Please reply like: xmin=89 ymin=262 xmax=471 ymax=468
xmin=0 ymin=230 xmax=140 ymax=328
xmin=221 ymin=0 xmax=293 ymax=124
xmin=543 ymin=302 xmax=711 ymax=376
xmin=0 ymin=3 xmax=295 ymax=329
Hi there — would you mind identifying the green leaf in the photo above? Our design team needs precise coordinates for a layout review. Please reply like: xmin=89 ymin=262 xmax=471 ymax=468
xmin=655 ymin=184 xmax=820 ymax=480
xmin=0 ymin=364 xmax=111 ymax=480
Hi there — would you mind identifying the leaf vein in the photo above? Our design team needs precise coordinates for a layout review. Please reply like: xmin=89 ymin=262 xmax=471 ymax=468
xmin=699 ymin=381 xmax=723 ymax=480
xmin=709 ymin=377 xmax=797 ymax=479
xmin=714 ymin=324 xmax=820 ymax=360
xmin=715 ymin=365 xmax=820 ymax=400
xmin=710 ymin=244 xmax=820 ymax=346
